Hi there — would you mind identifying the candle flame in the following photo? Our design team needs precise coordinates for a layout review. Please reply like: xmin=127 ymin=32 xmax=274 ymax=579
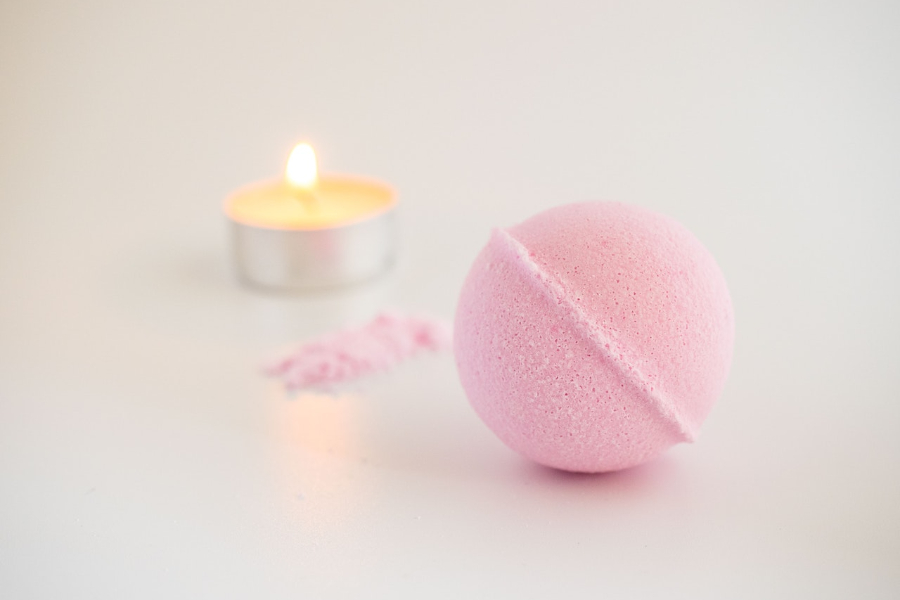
xmin=286 ymin=143 xmax=318 ymax=189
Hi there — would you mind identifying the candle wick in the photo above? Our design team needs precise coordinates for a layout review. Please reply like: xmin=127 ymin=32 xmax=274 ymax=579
xmin=291 ymin=186 xmax=318 ymax=204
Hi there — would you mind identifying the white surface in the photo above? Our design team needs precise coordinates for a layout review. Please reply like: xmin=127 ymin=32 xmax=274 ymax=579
xmin=2 ymin=1 xmax=899 ymax=598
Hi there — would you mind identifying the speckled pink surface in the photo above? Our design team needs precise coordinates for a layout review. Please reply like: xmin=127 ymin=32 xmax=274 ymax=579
xmin=267 ymin=312 xmax=452 ymax=391
xmin=454 ymin=202 xmax=734 ymax=472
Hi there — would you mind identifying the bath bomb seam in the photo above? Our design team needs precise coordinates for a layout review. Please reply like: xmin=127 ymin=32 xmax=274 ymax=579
xmin=495 ymin=227 xmax=696 ymax=442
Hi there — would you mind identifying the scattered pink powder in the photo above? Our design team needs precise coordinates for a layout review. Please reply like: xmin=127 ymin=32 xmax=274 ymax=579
xmin=265 ymin=312 xmax=453 ymax=391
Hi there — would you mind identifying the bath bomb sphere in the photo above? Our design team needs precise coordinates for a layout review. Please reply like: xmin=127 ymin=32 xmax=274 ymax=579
xmin=454 ymin=202 xmax=734 ymax=472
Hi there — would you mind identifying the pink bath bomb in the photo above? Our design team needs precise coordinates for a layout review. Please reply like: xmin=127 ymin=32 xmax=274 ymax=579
xmin=454 ymin=202 xmax=734 ymax=472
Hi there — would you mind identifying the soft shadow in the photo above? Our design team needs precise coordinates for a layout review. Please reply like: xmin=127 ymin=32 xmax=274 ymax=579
xmin=519 ymin=453 xmax=683 ymax=494
xmin=104 ymin=245 xmax=396 ymax=344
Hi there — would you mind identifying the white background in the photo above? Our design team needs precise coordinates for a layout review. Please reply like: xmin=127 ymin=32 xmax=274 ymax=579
xmin=2 ymin=1 xmax=899 ymax=597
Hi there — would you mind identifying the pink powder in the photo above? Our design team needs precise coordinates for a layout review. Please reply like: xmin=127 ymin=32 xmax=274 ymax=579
xmin=265 ymin=312 xmax=452 ymax=391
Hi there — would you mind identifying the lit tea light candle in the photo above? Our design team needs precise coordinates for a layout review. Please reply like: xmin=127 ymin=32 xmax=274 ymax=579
xmin=225 ymin=143 xmax=397 ymax=289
